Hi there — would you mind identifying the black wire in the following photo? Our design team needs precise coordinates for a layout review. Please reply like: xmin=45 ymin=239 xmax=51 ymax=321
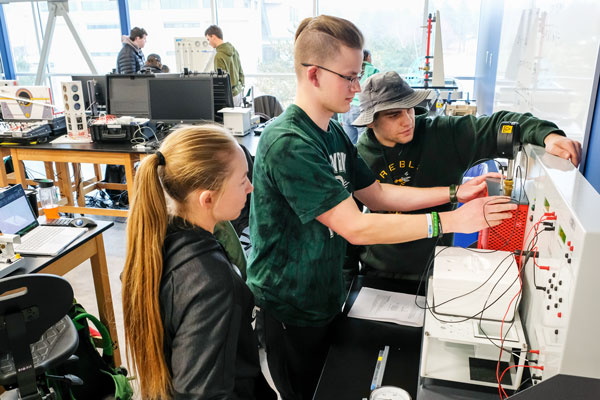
xmin=489 ymin=218 xmax=550 ymax=395
xmin=418 ymin=152 xmax=535 ymax=358
xmin=414 ymin=153 xmax=519 ymax=298
xmin=530 ymin=226 xmax=546 ymax=291
xmin=415 ymin=156 xmax=525 ymax=298
xmin=477 ymin=251 xmax=530 ymax=358
xmin=414 ymin=147 xmax=537 ymax=396
xmin=488 ymin=221 xmax=548 ymax=358
xmin=516 ymin=377 xmax=533 ymax=392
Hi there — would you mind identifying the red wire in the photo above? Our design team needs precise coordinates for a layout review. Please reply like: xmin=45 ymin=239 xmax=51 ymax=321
xmin=498 ymin=364 xmax=544 ymax=396
xmin=496 ymin=216 xmax=549 ymax=399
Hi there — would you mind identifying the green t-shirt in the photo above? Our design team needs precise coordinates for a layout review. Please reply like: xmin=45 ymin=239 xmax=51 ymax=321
xmin=247 ymin=104 xmax=375 ymax=326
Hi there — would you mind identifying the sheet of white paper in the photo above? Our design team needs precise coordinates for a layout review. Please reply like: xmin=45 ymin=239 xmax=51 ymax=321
xmin=348 ymin=287 xmax=425 ymax=327
xmin=51 ymin=134 xmax=92 ymax=144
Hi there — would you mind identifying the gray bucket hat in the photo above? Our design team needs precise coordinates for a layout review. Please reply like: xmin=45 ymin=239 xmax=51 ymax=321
xmin=352 ymin=71 xmax=431 ymax=126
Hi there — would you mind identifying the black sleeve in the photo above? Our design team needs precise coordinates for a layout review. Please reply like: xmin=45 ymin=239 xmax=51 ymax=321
xmin=444 ymin=110 xmax=563 ymax=170
xmin=166 ymin=252 xmax=241 ymax=399
xmin=117 ymin=47 xmax=136 ymax=74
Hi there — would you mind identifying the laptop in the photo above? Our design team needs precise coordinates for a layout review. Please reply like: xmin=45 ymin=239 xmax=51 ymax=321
xmin=0 ymin=184 xmax=87 ymax=256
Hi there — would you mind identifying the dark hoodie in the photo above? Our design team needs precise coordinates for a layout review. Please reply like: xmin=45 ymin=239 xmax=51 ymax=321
xmin=356 ymin=107 xmax=563 ymax=279
xmin=160 ymin=218 xmax=275 ymax=399
xmin=215 ymin=42 xmax=245 ymax=97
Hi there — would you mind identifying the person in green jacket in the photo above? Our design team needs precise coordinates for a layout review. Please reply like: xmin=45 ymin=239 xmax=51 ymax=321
xmin=353 ymin=71 xmax=583 ymax=282
xmin=340 ymin=49 xmax=379 ymax=143
xmin=205 ymin=25 xmax=245 ymax=105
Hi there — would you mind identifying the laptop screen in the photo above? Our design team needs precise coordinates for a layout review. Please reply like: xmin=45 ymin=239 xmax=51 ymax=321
xmin=0 ymin=184 xmax=39 ymax=236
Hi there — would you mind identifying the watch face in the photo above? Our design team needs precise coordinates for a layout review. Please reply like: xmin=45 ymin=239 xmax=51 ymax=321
xmin=369 ymin=386 xmax=411 ymax=400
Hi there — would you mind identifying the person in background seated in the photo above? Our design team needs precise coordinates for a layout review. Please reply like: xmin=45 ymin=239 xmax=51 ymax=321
xmin=117 ymin=27 xmax=147 ymax=74
xmin=121 ymin=125 xmax=276 ymax=400
xmin=205 ymin=25 xmax=245 ymax=106
xmin=139 ymin=53 xmax=163 ymax=74
xmin=353 ymin=71 xmax=583 ymax=281
xmin=340 ymin=48 xmax=379 ymax=143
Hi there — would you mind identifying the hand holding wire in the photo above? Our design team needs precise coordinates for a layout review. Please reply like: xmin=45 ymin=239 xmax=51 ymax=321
xmin=456 ymin=172 xmax=503 ymax=203
xmin=444 ymin=196 xmax=516 ymax=234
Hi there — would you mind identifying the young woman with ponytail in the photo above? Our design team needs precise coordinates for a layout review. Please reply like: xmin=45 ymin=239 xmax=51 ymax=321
xmin=121 ymin=125 xmax=276 ymax=400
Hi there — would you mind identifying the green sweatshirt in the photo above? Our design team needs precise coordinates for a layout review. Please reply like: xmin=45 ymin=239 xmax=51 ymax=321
xmin=356 ymin=107 xmax=564 ymax=278
xmin=214 ymin=42 xmax=245 ymax=97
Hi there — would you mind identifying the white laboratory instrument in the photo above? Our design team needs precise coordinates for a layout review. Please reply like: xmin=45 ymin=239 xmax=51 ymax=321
xmin=431 ymin=247 xmax=521 ymax=321
xmin=419 ymin=143 xmax=600 ymax=397
xmin=174 ymin=37 xmax=215 ymax=73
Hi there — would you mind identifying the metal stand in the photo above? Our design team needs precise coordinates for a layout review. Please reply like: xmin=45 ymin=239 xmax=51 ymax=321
xmin=34 ymin=0 xmax=97 ymax=85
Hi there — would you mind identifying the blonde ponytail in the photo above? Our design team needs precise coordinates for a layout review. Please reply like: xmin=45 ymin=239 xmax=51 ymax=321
xmin=122 ymin=124 xmax=237 ymax=399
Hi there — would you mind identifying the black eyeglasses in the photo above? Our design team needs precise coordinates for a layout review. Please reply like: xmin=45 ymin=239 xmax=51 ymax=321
xmin=301 ymin=63 xmax=363 ymax=85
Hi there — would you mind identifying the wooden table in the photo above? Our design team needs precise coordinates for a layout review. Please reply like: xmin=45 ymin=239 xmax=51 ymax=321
xmin=1 ymin=142 xmax=153 ymax=217
xmin=1 ymin=220 xmax=122 ymax=366
xmin=0 ymin=134 xmax=259 ymax=218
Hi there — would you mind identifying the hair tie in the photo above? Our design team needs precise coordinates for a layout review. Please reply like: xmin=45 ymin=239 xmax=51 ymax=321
xmin=156 ymin=151 xmax=166 ymax=166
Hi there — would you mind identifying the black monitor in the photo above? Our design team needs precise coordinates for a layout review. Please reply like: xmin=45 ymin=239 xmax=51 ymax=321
xmin=212 ymin=72 xmax=234 ymax=122
xmin=148 ymin=76 xmax=214 ymax=123
xmin=71 ymin=74 xmax=107 ymax=109
xmin=106 ymin=74 xmax=154 ymax=117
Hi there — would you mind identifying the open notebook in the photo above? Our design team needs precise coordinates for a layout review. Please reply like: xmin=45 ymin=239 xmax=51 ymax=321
xmin=0 ymin=184 xmax=86 ymax=256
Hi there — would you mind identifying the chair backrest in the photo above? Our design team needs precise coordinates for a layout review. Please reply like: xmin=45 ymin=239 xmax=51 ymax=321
xmin=0 ymin=274 xmax=75 ymax=398
xmin=253 ymin=95 xmax=284 ymax=122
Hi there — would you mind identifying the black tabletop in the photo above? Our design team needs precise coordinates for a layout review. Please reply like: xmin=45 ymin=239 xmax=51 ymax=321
xmin=2 ymin=141 xmax=154 ymax=154
xmin=1 ymin=220 xmax=113 ymax=278
xmin=4 ymin=133 xmax=260 ymax=156
xmin=236 ymin=132 xmax=260 ymax=156
xmin=313 ymin=276 xmax=424 ymax=400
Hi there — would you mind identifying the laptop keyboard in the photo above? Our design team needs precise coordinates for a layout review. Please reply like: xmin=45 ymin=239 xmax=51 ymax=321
xmin=16 ymin=227 xmax=75 ymax=253
xmin=0 ymin=316 xmax=68 ymax=374
xmin=42 ymin=218 xmax=73 ymax=227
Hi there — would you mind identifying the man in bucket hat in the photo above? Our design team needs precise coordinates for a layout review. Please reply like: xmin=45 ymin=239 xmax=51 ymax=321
xmin=354 ymin=71 xmax=582 ymax=282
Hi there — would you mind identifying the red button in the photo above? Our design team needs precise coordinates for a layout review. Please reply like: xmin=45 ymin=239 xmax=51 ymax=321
xmin=557 ymin=312 xmax=562 ymax=318
xmin=570 ymin=246 xmax=574 ymax=251
xmin=567 ymin=241 xmax=571 ymax=246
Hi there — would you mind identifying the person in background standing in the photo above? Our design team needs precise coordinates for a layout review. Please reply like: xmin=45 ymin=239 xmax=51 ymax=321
xmin=205 ymin=25 xmax=245 ymax=106
xmin=117 ymin=27 xmax=147 ymax=74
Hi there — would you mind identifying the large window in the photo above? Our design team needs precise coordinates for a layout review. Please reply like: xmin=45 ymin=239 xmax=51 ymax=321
xmin=319 ymin=1 xmax=426 ymax=76
xmin=129 ymin=0 xmax=213 ymax=73
xmin=127 ymin=0 xmax=310 ymax=107
xmin=221 ymin=0 xmax=312 ymax=106
xmin=494 ymin=0 xmax=600 ymax=142
xmin=3 ymin=1 xmax=486 ymax=111
xmin=319 ymin=1 xmax=480 ymax=97
xmin=3 ymin=2 xmax=41 ymax=85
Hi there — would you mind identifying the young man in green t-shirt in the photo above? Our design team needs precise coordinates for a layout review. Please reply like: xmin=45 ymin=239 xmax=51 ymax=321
xmin=246 ymin=15 xmax=516 ymax=400
xmin=353 ymin=71 xmax=583 ymax=281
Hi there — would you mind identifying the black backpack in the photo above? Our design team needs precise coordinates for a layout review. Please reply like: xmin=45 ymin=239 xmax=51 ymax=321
xmin=50 ymin=303 xmax=133 ymax=400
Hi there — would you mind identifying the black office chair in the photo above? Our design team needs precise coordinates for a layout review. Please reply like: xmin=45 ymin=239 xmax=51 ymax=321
xmin=253 ymin=95 xmax=284 ymax=123
xmin=0 ymin=274 xmax=79 ymax=399
xmin=230 ymin=144 xmax=253 ymax=253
